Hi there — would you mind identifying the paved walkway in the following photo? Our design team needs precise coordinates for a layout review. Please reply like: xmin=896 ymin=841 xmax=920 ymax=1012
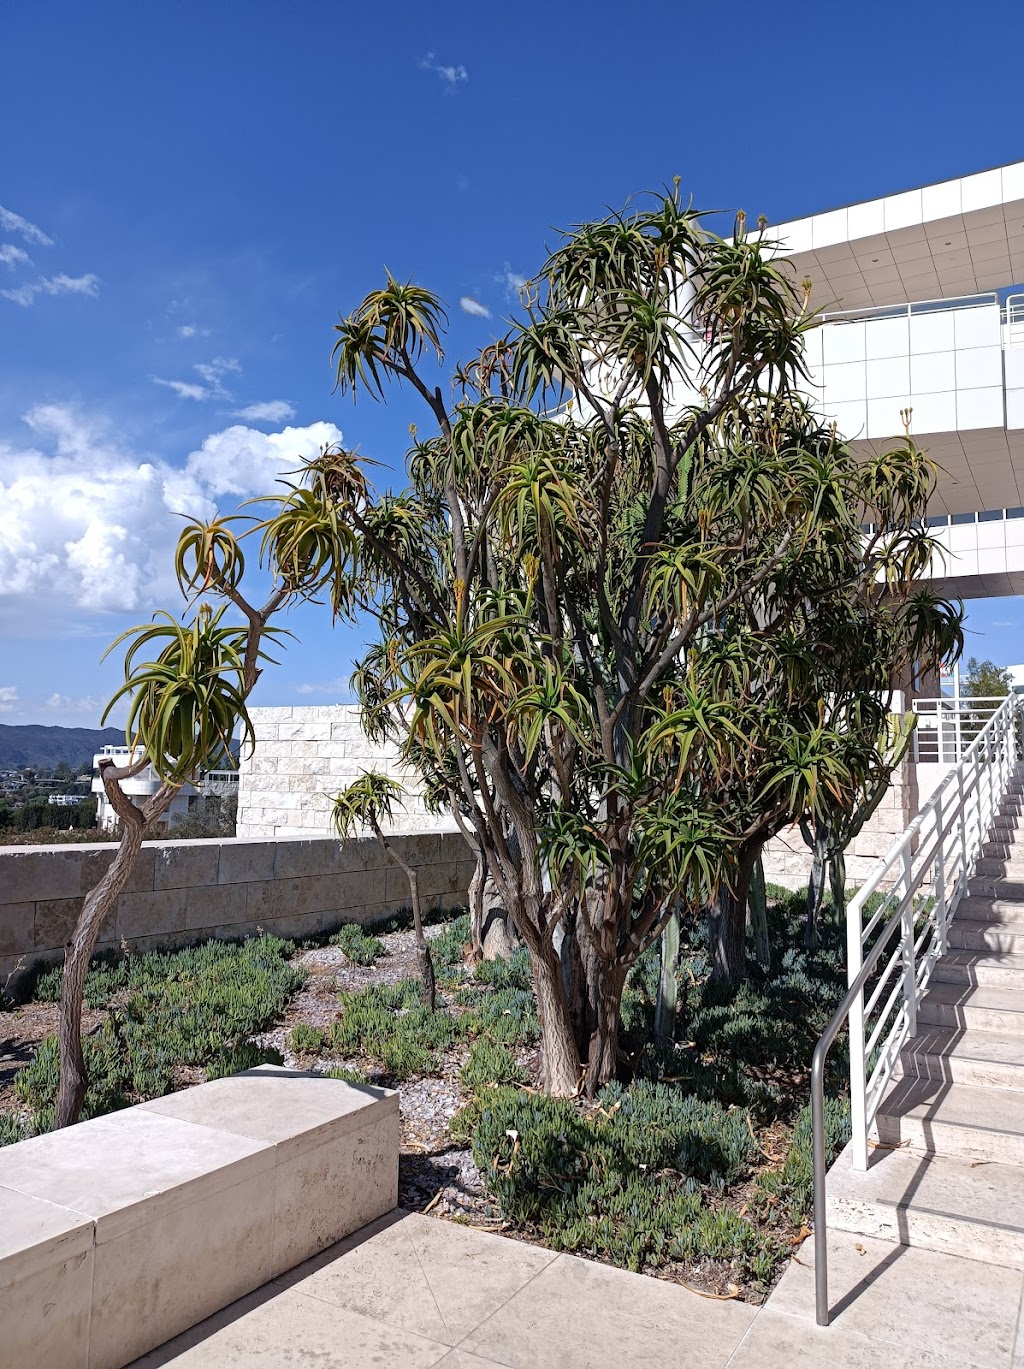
xmin=132 ymin=1208 xmax=1024 ymax=1368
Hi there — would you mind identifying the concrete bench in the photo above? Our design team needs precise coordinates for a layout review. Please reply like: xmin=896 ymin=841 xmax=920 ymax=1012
xmin=0 ymin=1067 xmax=398 ymax=1369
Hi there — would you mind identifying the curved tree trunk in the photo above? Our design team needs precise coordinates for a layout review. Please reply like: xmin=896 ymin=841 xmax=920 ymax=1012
xmin=56 ymin=768 xmax=178 ymax=1129
xmin=559 ymin=905 xmax=598 ymax=1062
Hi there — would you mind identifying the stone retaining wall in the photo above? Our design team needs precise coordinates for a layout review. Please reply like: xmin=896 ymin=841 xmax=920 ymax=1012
xmin=0 ymin=831 xmax=475 ymax=987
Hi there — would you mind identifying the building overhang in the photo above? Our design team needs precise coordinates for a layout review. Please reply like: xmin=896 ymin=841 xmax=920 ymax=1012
xmin=772 ymin=163 xmax=1024 ymax=312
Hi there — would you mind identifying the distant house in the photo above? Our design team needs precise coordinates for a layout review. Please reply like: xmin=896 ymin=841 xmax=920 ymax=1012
xmin=91 ymin=746 xmax=195 ymax=831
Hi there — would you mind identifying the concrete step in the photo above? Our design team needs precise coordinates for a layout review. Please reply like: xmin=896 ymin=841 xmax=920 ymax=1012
xmin=919 ymin=982 xmax=1024 ymax=1033
xmin=933 ymin=950 xmax=1024 ymax=991
xmin=956 ymin=895 xmax=1024 ymax=924
xmin=827 ymin=1143 xmax=1024 ymax=1266
xmin=875 ymin=1079 xmax=1024 ymax=1166
xmin=968 ymin=878 xmax=1024 ymax=902
xmin=975 ymin=858 xmax=1024 ymax=879
xmin=948 ymin=918 xmax=1024 ymax=952
xmin=897 ymin=1027 xmax=1024 ymax=1091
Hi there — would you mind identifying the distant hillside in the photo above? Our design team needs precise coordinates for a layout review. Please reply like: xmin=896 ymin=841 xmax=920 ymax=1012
xmin=0 ymin=725 xmax=126 ymax=771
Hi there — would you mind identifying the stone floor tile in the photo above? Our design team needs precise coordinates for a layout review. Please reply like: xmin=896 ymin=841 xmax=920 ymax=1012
xmin=770 ymin=1231 xmax=1021 ymax=1367
xmin=433 ymin=1352 xmax=513 ymax=1369
xmin=128 ymin=1285 xmax=451 ymax=1368
xmin=460 ymin=1251 xmax=755 ymax=1369
xmin=280 ymin=1210 xmax=556 ymax=1346
xmin=727 ymin=1309 xmax=991 ymax=1369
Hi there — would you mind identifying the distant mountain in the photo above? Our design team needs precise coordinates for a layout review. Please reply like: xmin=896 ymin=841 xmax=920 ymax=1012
xmin=0 ymin=725 xmax=126 ymax=772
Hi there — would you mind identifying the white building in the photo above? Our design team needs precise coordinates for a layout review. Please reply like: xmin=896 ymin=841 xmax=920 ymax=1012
xmin=91 ymin=746 xmax=195 ymax=832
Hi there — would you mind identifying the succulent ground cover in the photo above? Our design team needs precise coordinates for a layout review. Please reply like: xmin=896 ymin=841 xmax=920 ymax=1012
xmin=0 ymin=888 xmax=850 ymax=1301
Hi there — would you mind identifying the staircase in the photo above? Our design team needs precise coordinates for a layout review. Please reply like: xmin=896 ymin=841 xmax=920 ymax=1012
xmin=827 ymin=762 xmax=1024 ymax=1268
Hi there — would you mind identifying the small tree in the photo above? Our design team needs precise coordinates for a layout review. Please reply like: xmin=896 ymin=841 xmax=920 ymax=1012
xmin=267 ymin=191 xmax=962 ymax=1095
xmin=55 ymin=503 xmax=359 ymax=1128
xmin=962 ymin=656 xmax=1012 ymax=699
xmin=330 ymin=770 xmax=436 ymax=1007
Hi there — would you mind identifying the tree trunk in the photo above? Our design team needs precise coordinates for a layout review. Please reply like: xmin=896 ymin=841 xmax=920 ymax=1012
xmin=747 ymin=853 xmax=771 ymax=969
xmin=829 ymin=848 xmax=847 ymax=923
xmin=586 ymin=962 xmax=627 ymax=1096
xmin=709 ymin=844 xmax=758 ymax=988
xmin=480 ymin=876 xmax=518 ymax=960
xmin=529 ymin=942 xmax=581 ymax=1097
xmin=803 ymin=818 xmax=830 ymax=950
xmin=559 ymin=906 xmax=598 ymax=1062
xmin=56 ymin=823 xmax=146 ymax=1127
xmin=468 ymin=854 xmax=486 ymax=960
xmin=654 ymin=907 xmax=680 ymax=1044
xmin=378 ymin=830 xmax=436 ymax=1010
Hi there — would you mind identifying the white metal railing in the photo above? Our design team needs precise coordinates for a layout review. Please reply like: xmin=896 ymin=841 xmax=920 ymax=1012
xmin=911 ymin=695 xmax=1006 ymax=764
xmin=810 ymin=691 xmax=1022 ymax=1326
xmin=1007 ymin=293 xmax=1024 ymax=346
xmin=819 ymin=291 xmax=998 ymax=327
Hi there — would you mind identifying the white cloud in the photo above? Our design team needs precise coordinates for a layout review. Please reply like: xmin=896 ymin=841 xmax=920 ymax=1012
xmin=0 ymin=205 xmax=53 ymax=247
xmin=194 ymin=356 xmax=240 ymax=391
xmin=0 ymin=686 xmax=18 ymax=712
xmin=153 ymin=356 xmax=240 ymax=402
xmin=459 ymin=295 xmax=491 ymax=319
xmin=0 ymin=404 xmax=343 ymax=619
xmin=44 ymin=692 xmax=104 ymax=716
xmin=177 ymin=324 xmax=210 ymax=339
xmin=295 ymin=678 xmax=351 ymax=697
xmin=0 ymin=244 xmax=29 ymax=269
xmin=496 ymin=262 xmax=528 ymax=302
xmin=153 ymin=378 xmax=209 ymax=401
xmin=1 ymin=272 xmax=100 ymax=307
xmin=233 ymin=401 xmax=296 ymax=424
xmin=419 ymin=52 xmax=468 ymax=91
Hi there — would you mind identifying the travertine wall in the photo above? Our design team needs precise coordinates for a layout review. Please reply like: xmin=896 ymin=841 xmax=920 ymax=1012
xmin=761 ymin=756 xmax=914 ymax=889
xmin=0 ymin=831 xmax=474 ymax=987
xmin=238 ymin=705 xmax=923 ymax=892
xmin=237 ymin=705 xmax=456 ymax=840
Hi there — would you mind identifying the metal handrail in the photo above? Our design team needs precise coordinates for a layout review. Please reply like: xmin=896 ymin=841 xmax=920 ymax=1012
xmin=818 ymin=291 xmax=998 ymax=326
xmin=809 ymin=691 xmax=1021 ymax=1327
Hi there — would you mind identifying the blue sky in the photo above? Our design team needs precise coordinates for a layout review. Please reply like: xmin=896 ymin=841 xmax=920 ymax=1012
xmin=1 ymin=0 xmax=1023 ymax=726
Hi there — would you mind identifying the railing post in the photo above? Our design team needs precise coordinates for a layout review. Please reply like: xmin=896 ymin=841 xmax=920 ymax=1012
xmin=934 ymin=793 xmax=947 ymax=955
xmin=902 ymin=847 xmax=917 ymax=1040
xmin=847 ymin=899 xmax=868 ymax=1171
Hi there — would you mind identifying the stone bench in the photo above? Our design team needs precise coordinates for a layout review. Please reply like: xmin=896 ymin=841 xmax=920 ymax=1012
xmin=0 ymin=1066 xmax=398 ymax=1369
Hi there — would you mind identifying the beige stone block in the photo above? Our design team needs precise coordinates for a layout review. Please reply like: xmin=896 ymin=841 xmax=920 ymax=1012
xmin=218 ymin=841 xmax=277 ymax=884
xmin=152 ymin=841 xmax=220 ymax=889
xmin=88 ymin=1169 xmax=275 ymax=1369
xmin=114 ymin=886 xmax=187 ymax=941
xmin=78 ymin=844 xmax=156 ymax=895
xmin=0 ymin=1110 xmax=273 ymax=1241
xmin=270 ymin=1112 xmax=399 ymax=1274
xmin=34 ymin=896 xmax=116 ymax=955
xmin=0 ymin=1186 xmax=94 ymax=1369
xmin=0 ymin=900 xmax=35 ymax=958
xmin=0 ymin=848 xmax=83 ymax=903
xmin=140 ymin=1067 xmax=399 ymax=1275
xmin=184 ymin=880 xmax=249 ymax=932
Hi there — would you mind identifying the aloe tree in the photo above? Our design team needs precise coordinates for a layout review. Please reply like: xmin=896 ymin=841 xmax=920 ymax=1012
xmin=330 ymin=770 xmax=436 ymax=1008
xmin=55 ymin=502 xmax=359 ymax=1128
xmin=271 ymin=192 xmax=962 ymax=1096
